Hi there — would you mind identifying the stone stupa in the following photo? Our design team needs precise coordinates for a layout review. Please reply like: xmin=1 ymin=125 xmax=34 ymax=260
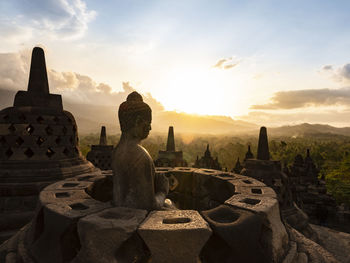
xmin=240 ymin=127 xmax=317 ymax=240
xmin=154 ymin=126 xmax=187 ymax=167
xmin=86 ymin=126 xmax=113 ymax=170
xmin=0 ymin=47 xmax=97 ymax=242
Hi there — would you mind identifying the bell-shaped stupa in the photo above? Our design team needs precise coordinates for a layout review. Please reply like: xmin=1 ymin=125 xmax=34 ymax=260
xmin=0 ymin=47 xmax=96 ymax=242
xmin=86 ymin=126 xmax=113 ymax=170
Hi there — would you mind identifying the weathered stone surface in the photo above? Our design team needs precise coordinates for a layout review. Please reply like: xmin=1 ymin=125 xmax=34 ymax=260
xmin=0 ymin=47 xmax=98 ymax=241
xmin=287 ymin=225 xmax=338 ymax=263
xmin=29 ymin=199 xmax=111 ymax=263
xmin=39 ymin=189 xmax=90 ymax=206
xmin=282 ymin=204 xmax=318 ymax=241
xmin=234 ymin=185 xmax=277 ymax=199
xmin=295 ymin=252 xmax=308 ymax=263
xmin=84 ymin=175 xmax=113 ymax=202
xmin=201 ymin=204 xmax=266 ymax=263
xmin=138 ymin=210 xmax=212 ymax=263
xmin=44 ymin=180 xmax=93 ymax=191
xmin=282 ymin=241 xmax=297 ymax=263
xmin=311 ymin=224 xmax=350 ymax=263
xmin=112 ymin=91 xmax=169 ymax=211
xmin=74 ymin=207 xmax=147 ymax=263
xmin=230 ymin=176 xmax=266 ymax=187
xmin=225 ymin=194 xmax=288 ymax=262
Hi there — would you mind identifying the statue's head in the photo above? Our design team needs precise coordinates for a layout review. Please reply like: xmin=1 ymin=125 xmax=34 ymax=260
xmin=118 ymin=91 xmax=152 ymax=140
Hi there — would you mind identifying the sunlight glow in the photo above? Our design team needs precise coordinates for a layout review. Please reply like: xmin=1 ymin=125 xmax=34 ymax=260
xmin=153 ymin=66 xmax=247 ymax=117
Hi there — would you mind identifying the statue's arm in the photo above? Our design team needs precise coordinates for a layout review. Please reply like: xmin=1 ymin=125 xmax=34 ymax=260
xmin=154 ymin=173 xmax=169 ymax=209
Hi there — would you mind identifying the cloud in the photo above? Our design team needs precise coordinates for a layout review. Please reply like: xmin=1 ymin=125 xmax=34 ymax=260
xmin=213 ymin=57 xmax=239 ymax=70
xmin=339 ymin=64 xmax=350 ymax=81
xmin=223 ymin=63 xmax=238 ymax=69
xmin=0 ymin=0 xmax=96 ymax=41
xmin=321 ymin=63 xmax=350 ymax=83
xmin=251 ymin=88 xmax=350 ymax=110
xmin=0 ymin=49 xmax=164 ymax=112
xmin=213 ymin=59 xmax=227 ymax=68
xmin=322 ymin=65 xmax=333 ymax=71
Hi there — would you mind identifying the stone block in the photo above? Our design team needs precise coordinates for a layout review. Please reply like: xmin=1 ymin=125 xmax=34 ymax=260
xmin=39 ymin=189 xmax=90 ymax=206
xmin=30 ymin=198 xmax=111 ymax=263
xmin=225 ymin=194 xmax=288 ymax=262
xmin=74 ymin=207 xmax=147 ymax=263
xmin=230 ymin=176 xmax=266 ymax=187
xmin=44 ymin=180 xmax=92 ymax=191
xmin=138 ymin=210 xmax=212 ymax=263
xmin=201 ymin=204 xmax=266 ymax=263
xmin=234 ymin=185 xmax=277 ymax=199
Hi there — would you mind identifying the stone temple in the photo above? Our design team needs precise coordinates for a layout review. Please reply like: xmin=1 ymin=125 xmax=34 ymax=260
xmin=285 ymin=149 xmax=344 ymax=231
xmin=155 ymin=126 xmax=187 ymax=167
xmin=240 ymin=127 xmax=317 ymax=240
xmin=193 ymin=144 xmax=222 ymax=171
xmin=0 ymin=47 xmax=97 ymax=243
xmin=86 ymin=126 xmax=113 ymax=170
xmin=0 ymin=48 xmax=346 ymax=263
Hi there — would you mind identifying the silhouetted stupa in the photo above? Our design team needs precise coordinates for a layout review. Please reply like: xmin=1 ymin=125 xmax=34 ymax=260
xmin=257 ymin=127 xmax=269 ymax=160
xmin=193 ymin=144 xmax=222 ymax=170
xmin=155 ymin=126 xmax=187 ymax=167
xmin=244 ymin=145 xmax=254 ymax=160
xmin=0 ymin=47 xmax=96 ymax=242
xmin=86 ymin=126 xmax=113 ymax=170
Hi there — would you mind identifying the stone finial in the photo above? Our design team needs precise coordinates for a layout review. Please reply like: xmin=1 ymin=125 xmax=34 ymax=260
xmin=235 ymin=157 xmax=241 ymax=167
xmin=28 ymin=47 xmax=49 ymax=94
xmin=204 ymin=144 xmax=211 ymax=158
xmin=14 ymin=47 xmax=63 ymax=109
xmin=245 ymin=145 xmax=254 ymax=160
xmin=166 ymin=126 xmax=175 ymax=151
xmin=99 ymin=126 xmax=107 ymax=145
xmin=257 ymin=127 xmax=270 ymax=160
xmin=233 ymin=157 xmax=243 ymax=173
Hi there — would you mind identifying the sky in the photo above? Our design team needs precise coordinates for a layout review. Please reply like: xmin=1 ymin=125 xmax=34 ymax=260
xmin=1 ymin=0 xmax=350 ymax=127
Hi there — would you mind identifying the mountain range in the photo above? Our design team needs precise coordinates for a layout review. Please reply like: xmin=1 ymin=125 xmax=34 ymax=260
xmin=1 ymin=88 xmax=349 ymax=136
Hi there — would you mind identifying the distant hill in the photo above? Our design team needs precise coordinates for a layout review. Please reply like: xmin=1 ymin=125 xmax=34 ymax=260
xmin=269 ymin=123 xmax=350 ymax=137
xmin=1 ymin=88 xmax=350 ymax=136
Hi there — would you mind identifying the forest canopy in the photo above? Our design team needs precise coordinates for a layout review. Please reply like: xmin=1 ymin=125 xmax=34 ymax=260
xmin=80 ymin=132 xmax=350 ymax=205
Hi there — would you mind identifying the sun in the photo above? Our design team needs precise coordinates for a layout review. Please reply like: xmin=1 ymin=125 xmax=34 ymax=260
xmin=154 ymin=66 xmax=246 ymax=117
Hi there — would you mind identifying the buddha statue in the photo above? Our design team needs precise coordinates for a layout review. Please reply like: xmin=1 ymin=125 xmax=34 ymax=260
xmin=112 ymin=91 xmax=169 ymax=210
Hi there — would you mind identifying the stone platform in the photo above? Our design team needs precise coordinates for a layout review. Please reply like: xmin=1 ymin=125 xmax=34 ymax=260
xmin=0 ymin=168 xmax=339 ymax=263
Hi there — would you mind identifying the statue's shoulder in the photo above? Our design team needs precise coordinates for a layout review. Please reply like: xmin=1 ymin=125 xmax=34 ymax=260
xmin=113 ymin=142 xmax=152 ymax=162
xmin=136 ymin=144 xmax=153 ymax=160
